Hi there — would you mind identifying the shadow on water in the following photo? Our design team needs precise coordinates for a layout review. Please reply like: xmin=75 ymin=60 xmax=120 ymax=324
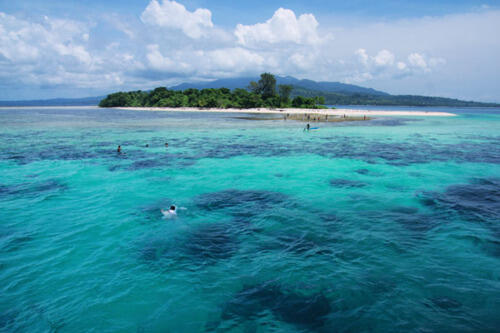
xmin=214 ymin=281 xmax=331 ymax=331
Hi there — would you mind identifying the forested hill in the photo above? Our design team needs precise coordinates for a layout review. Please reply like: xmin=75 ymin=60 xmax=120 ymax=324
xmin=171 ymin=76 xmax=499 ymax=107
xmin=0 ymin=96 xmax=104 ymax=107
xmin=290 ymin=87 xmax=500 ymax=107
xmin=171 ymin=76 xmax=387 ymax=96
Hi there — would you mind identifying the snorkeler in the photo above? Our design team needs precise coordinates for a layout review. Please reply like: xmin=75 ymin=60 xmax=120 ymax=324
xmin=161 ymin=205 xmax=177 ymax=219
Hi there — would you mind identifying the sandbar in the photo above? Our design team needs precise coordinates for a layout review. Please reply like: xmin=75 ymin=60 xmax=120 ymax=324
xmin=115 ymin=107 xmax=456 ymax=117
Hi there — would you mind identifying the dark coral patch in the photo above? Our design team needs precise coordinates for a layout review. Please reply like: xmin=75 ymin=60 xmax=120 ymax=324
xmin=417 ymin=178 xmax=500 ymax=235
xmin=220 ymin=282 xmax=331 ymax=330
xmin=182 ymin=223 xmax=239 ymax=262
xmin=355 ymin=169 xmax=371 ymax=175
xmin=329 ymin=178 xmax=367 ymax=188
xmin=195 ymin=189 xmax=288 ymax=211
xmin=260 ymin=234 xmax=333 ymax=257
xmin=0 ymin=179 xmax=67 ymax=198
xmin=431 ymin=297 xmax=462 ymax=310
xmin=273 ymin=292 xmax=331 ymax=328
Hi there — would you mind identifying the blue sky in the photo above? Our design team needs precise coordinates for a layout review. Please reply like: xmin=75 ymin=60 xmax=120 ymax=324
xmin=1 ymin=0 xmax=499 ymax=101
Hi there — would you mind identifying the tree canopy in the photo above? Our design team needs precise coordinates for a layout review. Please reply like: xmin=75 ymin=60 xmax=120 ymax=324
xmin=99 ymin=73 xmax=327 ymax=109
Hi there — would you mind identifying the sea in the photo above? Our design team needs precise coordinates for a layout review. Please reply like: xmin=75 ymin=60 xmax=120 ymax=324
xmin=0 ymin=106 xmax=499 ymax=332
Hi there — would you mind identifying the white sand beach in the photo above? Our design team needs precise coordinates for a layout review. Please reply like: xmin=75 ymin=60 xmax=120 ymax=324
xmin=116 ymin=107 xmax=456 ymax=117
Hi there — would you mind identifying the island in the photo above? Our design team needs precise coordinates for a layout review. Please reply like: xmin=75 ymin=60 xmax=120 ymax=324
xmin=99 ymin=73 xmax=456 ymax=119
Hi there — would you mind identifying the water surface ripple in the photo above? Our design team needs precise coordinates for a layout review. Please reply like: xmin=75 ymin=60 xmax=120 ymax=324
xmin=0 ymin=107 xmax=499 ymax=332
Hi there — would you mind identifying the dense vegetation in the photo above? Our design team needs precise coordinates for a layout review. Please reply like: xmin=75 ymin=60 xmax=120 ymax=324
xmin=291 ymin=87 xmax=500 ymax=107
xmin=99 ymin=73 xmax=326 ymax=109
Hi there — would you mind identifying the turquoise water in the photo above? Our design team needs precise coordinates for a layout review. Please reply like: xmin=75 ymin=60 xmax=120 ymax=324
xmin=0 ymin=107 xmax=499 ymax=332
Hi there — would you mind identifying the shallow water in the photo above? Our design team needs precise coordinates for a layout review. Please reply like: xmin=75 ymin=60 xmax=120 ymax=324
xmin=1 ymin=106 xmax=499 ymax=332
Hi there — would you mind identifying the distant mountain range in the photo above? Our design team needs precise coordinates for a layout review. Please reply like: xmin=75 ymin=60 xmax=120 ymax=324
xmin=1 ymin=76 xmax=498 ymax=107
xmin=0 ymin=96 xmax=104 ymax=107
xmin=171 ymin=76 xmax=388 ymax=96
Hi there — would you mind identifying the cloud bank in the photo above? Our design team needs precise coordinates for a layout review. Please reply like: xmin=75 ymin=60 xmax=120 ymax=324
xmin=0 ymin=1 xmax=499 ymax=101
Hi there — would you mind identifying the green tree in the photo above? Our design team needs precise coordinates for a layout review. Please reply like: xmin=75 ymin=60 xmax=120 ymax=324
xmin=278 ymin=84 xmax=293 ymax=106
xmin=258 ymin=73 xmax=276 ymax=99
xmin=248 ymin=81 xmax=260 ymax=94
xmin=248 ymin=73 xmax=276 ymax=99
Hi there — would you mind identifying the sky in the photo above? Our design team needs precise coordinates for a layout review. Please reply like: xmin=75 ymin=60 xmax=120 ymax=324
xmin=0 ymin=0 xmax=499 ymax=102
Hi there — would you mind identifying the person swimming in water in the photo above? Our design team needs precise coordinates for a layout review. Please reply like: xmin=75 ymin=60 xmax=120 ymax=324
xmin=161 ymin=205 xmax=177 ymax=219
xmin=117 ymin=145 xmax=122 ymax=153
xmin=304 ymin=123 xmax=310 ymax=132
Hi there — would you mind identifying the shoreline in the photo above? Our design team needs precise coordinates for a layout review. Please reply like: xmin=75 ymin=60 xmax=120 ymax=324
xmin=114 ymin=106 xmax=456 ymax=117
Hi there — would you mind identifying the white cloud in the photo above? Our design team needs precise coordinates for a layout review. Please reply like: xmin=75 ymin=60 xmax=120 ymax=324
xmin=355 ymin=49 xmax=369 ymax=66
xmin=408 ymin=53 xmax=427 ymax=69
xmin=0 ymin=12 xmax=146 ymax=92
xmin=397 ymin=62 xmax=407 ymax=70
xmin=356 ymin=49 xmax=396 ymax=68
xmin=350 ymin=48 xmax=446 ymax=83
xmin=146 ymin=44 xmax=191 ymax=73
xmin=146 ymin=44 xmax=176 ymax=70
xmin=235 ymin=8 xmax=321 ymax=46
xmin=0 ymin=12 xmax=91 ymax=65
xmin=141 ymin=0 xmax=213 ymax=39
xmin=374 ymin=49 xmax=395 ymax=66
xmin=205 ymin=47 xmax=265 ymax=71
xmin=145 ymin=45 xmax=265 ymax=77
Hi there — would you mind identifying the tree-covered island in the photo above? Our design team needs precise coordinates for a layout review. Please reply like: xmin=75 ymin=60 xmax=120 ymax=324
xmin=99 ymin=73 xmax=327 ymax=109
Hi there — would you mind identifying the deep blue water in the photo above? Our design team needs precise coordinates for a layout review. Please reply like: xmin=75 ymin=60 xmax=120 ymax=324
xmin=0 ymin=107 xmax=499 ymax=332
